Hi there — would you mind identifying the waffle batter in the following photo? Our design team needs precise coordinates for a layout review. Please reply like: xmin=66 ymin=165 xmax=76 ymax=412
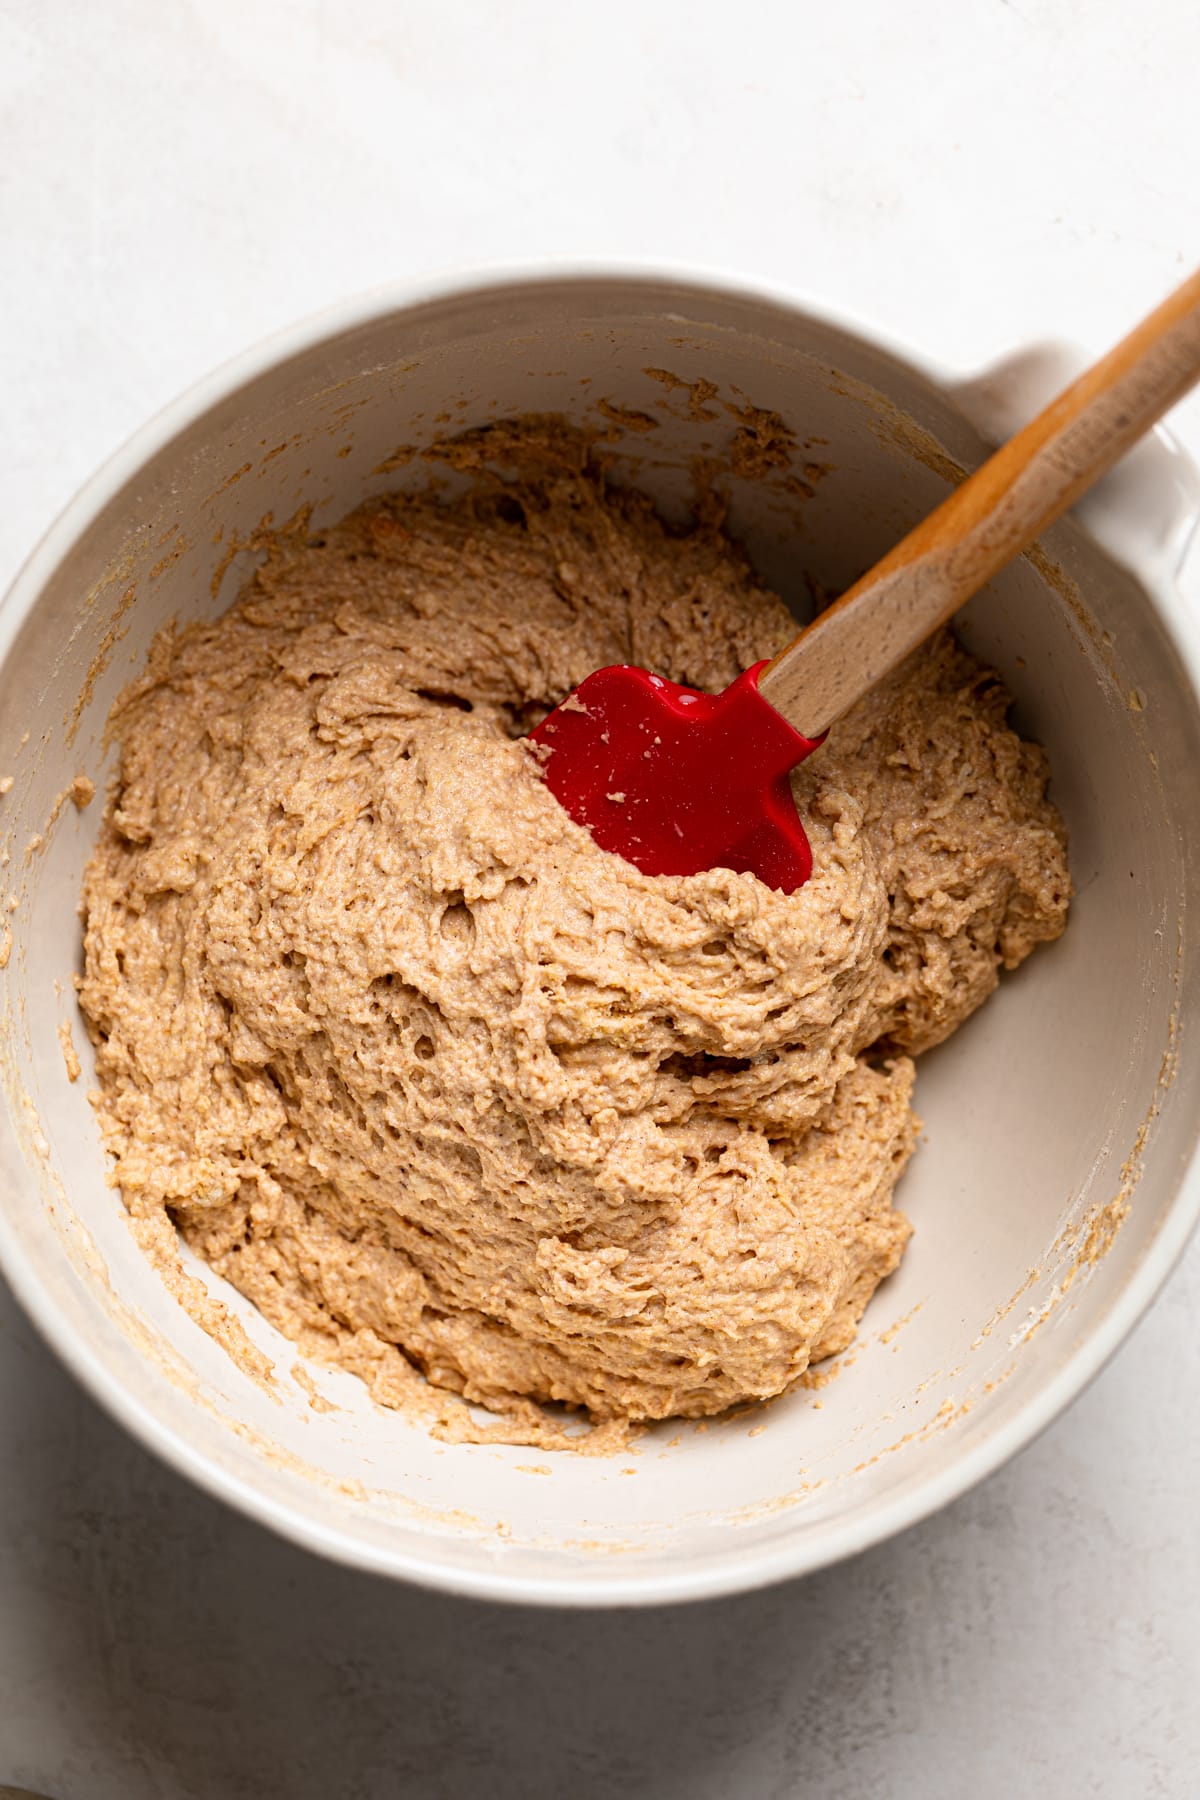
xmin=79 ymin=424 xmax=1069 ymax=1443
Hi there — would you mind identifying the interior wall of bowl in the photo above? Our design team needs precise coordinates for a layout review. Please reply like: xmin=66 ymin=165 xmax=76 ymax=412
xmin=0 ymin=277 xmax=1197 ymax=1593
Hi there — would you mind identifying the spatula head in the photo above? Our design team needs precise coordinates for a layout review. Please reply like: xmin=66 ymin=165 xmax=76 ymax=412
xmin=528 ymin=659 xmax=823 ymax=892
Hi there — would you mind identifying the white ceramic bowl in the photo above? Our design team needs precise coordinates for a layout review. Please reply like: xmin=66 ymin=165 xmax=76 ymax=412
xmin=2 ymin=267 xmax=1199 ymax=1608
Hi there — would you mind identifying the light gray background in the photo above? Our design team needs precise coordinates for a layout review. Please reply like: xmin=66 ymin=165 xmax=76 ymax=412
xmin=2 ymin=2 xmax=1198 ymax=1795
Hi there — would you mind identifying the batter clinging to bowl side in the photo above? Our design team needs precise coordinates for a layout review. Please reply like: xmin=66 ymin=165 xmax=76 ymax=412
xmin=78 ymin=421 xmax=1070 ymax=1445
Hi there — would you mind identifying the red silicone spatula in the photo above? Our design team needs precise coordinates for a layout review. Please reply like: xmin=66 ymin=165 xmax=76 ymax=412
xmin=531 ymin=267 xmax=1200 ymax=891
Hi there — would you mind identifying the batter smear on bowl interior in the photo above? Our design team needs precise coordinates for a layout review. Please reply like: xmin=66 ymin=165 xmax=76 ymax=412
xmin=78 ymin=421 xmax=1070 ymax=1448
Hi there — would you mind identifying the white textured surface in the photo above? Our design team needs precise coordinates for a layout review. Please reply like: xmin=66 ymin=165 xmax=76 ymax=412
xmin=1 ymin=1 xmax=1197 ymax=1794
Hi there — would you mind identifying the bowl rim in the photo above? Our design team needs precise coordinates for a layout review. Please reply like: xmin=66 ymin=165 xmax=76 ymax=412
xmin=2 ymin=256 xmax=1199 ymax=1609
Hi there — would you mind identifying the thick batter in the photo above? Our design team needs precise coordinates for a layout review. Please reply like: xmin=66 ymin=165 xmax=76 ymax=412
xmin=79 ymin=423 xmax=1070 ymax=1442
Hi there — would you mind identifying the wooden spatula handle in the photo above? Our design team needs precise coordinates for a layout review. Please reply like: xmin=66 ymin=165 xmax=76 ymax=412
xmin=758 ymin=267 xmax=1200 ymax=739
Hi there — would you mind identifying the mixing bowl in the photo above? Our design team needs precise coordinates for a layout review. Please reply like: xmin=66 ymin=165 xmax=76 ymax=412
xmin=1 ymin=267 xmax=1198 ymax=1607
